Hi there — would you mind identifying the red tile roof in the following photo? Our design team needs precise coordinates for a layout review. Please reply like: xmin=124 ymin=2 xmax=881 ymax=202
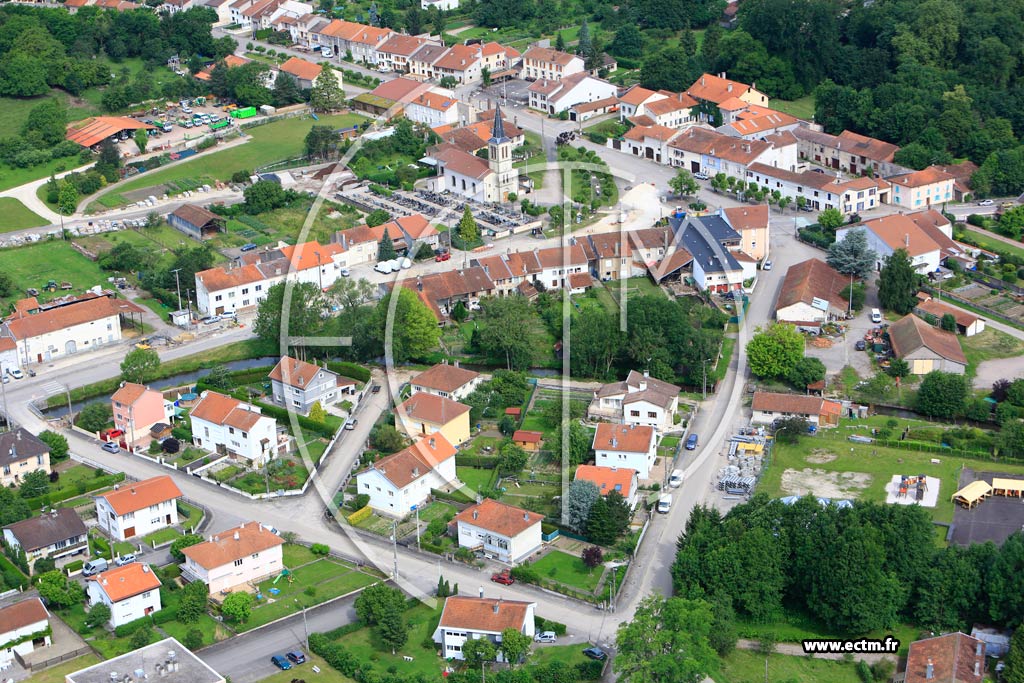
xmin=619 ymin=86 xmax=659 ymax=107
xmin=837 ymin=129 xmax=898 ymax=163
xmin=776 ymin=258 xmax=849 ymax=314
xmin=182 ymin=522 xmax=284 ymax=569
xmin=891 ymin=165 xmax=955 ymax=189
xmin=191 ymin=391 xmax=266 ymax=431
xmin=66 ymin=116 xmax=155 ymax=148
xmin=915 ymin=296 xmax=979 ymax=329
xmin=0 ymin=598 xmax=48 ymax=631
xmin=454 ymin=498 xmax=543 ymax=537
xmin=434 ymin=44 xmax=481 ymax=71
xmin=89 ymin=563 xmax=161 ymax=602
xmin=888 ymin=314 xmax=967 ymax=365
xmin=362 ymin=433 xmax=456 ymax=487
xmin=574 ymin=465 xmax=637 ymax=498
xmin=522 ymin=46 xmax=579 ymax=66
xmin=593 ymin=423 xmax=655 ymax=453
xmin=437 ymin=596 xmax=533 ymax=633
xmin=856 ymin=214 xmax=942 ymax=258
xmin=111 ymin=382 xmax=150 ymax=406
xmin=686 ymin=73 xmax=756 ymax=104
xmin=97 ymin=476 xmax=182 ymax=516
xmin=723 ymin=205 xmax=769 ymax=231
xmin=6 ymin=297 xmax=130 ymax=341
xmin=512 ymin=430 xmax=543 ymax=444
xmin=269 ymin=356 xmax=336 ymax=389
xmin=411 ymin=363 xmax=480 ymax=393
xmin=280 ymin=57 xmax=322 ymax=82
xmin=751 ymin=391 xmax=841 ymax=417
xmin=369 ymin=77 xmax=428 ymax=103
xmin=396 ymin=392 xmax=471 ymax=426
xmin=904 ymin=633 xmax=984 ymax=683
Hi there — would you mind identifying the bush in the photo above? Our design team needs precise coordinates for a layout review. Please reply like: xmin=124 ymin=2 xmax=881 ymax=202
xmin=64 ymin=559 xmax=84 ymax=575
xmin=586 ymin=132 xmax=607 ymax=144
xmin=347 ymin=506 xmax=372 ymax=525
xmin=576 ymin=660 xmax=604 ymax=680
xmin=311 ymin=543 xmax=330 ymax=556
xmin=534 ymin=616 xmax=567 ymax=635
xmin=325 ymin=361 xmax=371 ymax=383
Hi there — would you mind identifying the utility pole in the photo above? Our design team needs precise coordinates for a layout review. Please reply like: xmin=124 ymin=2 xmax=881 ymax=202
xmin=701 ymin=357 xmax=713 ymax=400
xmin=295 ymin=599 xmax=309 ymax=651
xmin=391 ymin=520 xmax=399 ymax=579
xmin=0 ymin=367 xmax=9 ymax=431
xmin=413 ymin=504 xmax=421 ymax=551
xmin=170 ymin=268 xmax=183 ymax=311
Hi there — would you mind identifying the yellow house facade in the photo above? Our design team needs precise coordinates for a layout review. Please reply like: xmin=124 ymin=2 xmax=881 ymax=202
xmin=395 ymin=392 xmax=471 ymax=446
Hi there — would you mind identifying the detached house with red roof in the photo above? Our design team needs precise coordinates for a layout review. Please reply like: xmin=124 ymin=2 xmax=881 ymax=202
xmin=0 ymin=598 xmax=51 ymax=670
xmin=685 ymin=72 xmax=769 ymax=118
xmin=86 ymin=563 xmax=162 ymax=628
xmin=520 ymin=46 xmax=584 ymax=82
xmin=592 ymin=423 xmax=657 ymax=479
xmin=190 ymin=391 xmax=284 ymax=466
xmin=94 ymin=476 xmax=183 ymax=541
xmin=836 ymin=211 xmax=946 ymax=273
xmin=111 ymin=382 xmax=175 ymax=449
xmin=395 ymin=392 xmax=471 ymax=446
xmin=897 ymin=632 xmax=985 ymax=683
xmin=269 ymin=356 xmax=354 ymax=415
xmin=889 ymin=166 xmax=956 ymax=210
xmin=357 ymin=434 xmax=458 ymax=516
xmin=433 ymin=596 xmax=536 ymax=661
xmin=404 ymin=89 xmax=460 ymax=127
xmin=278 ymin=56 xmax=342 ymax=90
xmin=527 ymin=72 xmax=618 ymax=115
xmin=453 ymin=499 xmax=543 ymax=564
xmin=750 ymin=392 xmax=842 ymax=427
xmin=575 ymin=464 xmax=640 ymax=509
xmin=180 ymin=521 xmax=284 ymax=594
xmin=410 ymin=362 xmax=482 ymax=401
xmin=589 ymin=370 xmax=680 ymax=436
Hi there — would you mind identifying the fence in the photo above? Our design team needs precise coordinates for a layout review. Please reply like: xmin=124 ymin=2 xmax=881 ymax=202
xmin=238 ymin=106 xmax=313 ymax=131
xmin=921 ymin=286 xmax=1023 ymax=329
xmin=19 ymin=646 xmax=95 ymax=672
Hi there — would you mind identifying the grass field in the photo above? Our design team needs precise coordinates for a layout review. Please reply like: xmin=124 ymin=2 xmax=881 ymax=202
xmin=457 ymin=465 xmax=497 ymax=492
xmin=963 ymin=228 xmax=1024 ymax=259
xmin=0 ymin=239 xmax=111 ymax=309
xmin=757 ymin=415 xmax=1024 ymax=524
xmin=530 ymin=550 xmax=603 ymax=592
xmin=771 ymin=94 xmax=817 ymax=120
xmin=105 ymin=114 xmax=369 ymax=206
xmin=337 ymin=604 xmax=443 ymax=678
xmin=243 ymin=559 xmax=379 ymax=630
xmin=526 ymin=644 xmax=591 ymax=670
xmin=959 ymin=327 xmax=1024 ymax=377
xmin=22 ymin=654 xmax=101 ymax=683
xmin=0 ymin=197 xmax=49 ymax=231
xmin=720 ymin=649 xmax=861 ymax=683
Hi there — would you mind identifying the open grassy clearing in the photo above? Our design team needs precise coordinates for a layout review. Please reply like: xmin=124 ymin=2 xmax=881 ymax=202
xmin=962 ymin=228 xmax=1024 ymax=259
xmin=0 ymin=197 xmax=49 ymax=231
xmin=332 ymin=604 xmax=443 ymax=679
xmin=529 ymin=550 xmax=603 ymax=592
xmin=959 ymin=326 xmax=1024 ymax=377
xmin=719 ymin=649 xmax=861 ymax=683
xmin=21 ymin=654 xmax=101 ymax=683
xmin=771 ymin=94 xmax=817 ymax=120
xmin=0 ymin=240 xmax=112 ymax=310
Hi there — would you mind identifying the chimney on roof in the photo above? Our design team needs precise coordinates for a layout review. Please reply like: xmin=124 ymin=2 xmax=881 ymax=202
xmin=611 ymin=437 xmax=617 ymax=448
xmin=233 ymin=531 xmax=240 ymax=540
xmin=472 ymin=509 xmax=478 ymax=519
xmin=143 ymin=565 xmax=150 ymax=573
xmin=700 ymin=76 xmax=705 ymax=86
xmin=727 ymin=83 xmax=732 ymax=93
xmin=493 ymin=599 xmax=501 ymax=613
xmin=976 ymin=643 xmax=982 ymax=657
xmin=130 ymin=488 xmax=136 ymax=495
xmin=523 ymin=512 xmax=529 ymax=521
xmin=926 ymin=659 xmax=934 ymax=680
xmin=905 ymin=234 xmax=910 ymax=247
xmin=479 ymin=586 xmax=484 ymax=598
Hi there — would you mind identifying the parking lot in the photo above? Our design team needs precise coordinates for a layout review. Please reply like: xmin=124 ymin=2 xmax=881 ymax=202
xmin=110 ymin=100 xmax=243 ymax=158
xmin=951 ymin=469 xmax=1024 ymax=546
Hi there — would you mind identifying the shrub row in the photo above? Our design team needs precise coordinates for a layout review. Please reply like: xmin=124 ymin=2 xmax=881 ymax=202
xmin=24 ymin=471 xmax=125 ymax=510
xmin=347 ymin=505 xmax=372 ymax=526
xmin=430 ymin=488 xmax=473 ymax=504
xmin=325 ymin=361 xmax=371 ymax=383
xmin=452 ymin=455 xmax=498 ymax=469
xmin=254 ymin=400 xmax=337 ymax=439
xmin=534 ymin=615 xmax=567 ymax=635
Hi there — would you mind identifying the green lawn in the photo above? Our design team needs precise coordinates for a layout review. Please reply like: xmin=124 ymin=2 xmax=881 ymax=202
xmin=336 ymin=604 xmax=443 ymax=678
xmin=157 ymin=612 xmax=225 ymax=647
xmin=959 ymin=326 xmax=1024 ymax=377
xmin=527 ymin=644 xmax=591 ymax=669
xmin=177 ymin=500 xmax=203 ymax=526
xmin=141 ymin=527 xmax=182 ymax=547
xmin=720 ymin=649 xmax=861 ymax=683
xmin=105 ymin=114 xmax=369 ymax=206
xmin=457 ymin=466 xmax=497 ymax=492
xmin=0 ymin=197 xmax=49 ymax=231
xmin=242 ymin=560 xmax=379 ymax=630
xmin=757 ymin=415 xmax=1024 ymax=524
xmin=529 ymin=550 xmax=603 ymax=592
xmin=0 ymin=239 xmax=112 ymax=310
xmin=771 ymin=94 xmax=817 ymax=120
xmin=963 ymin=228 xmax=1024 ymax=259
xmin=21 ymin=654 xmax=101 ymax=683
xmin=283 ymin=543 xmax=319 ymax=567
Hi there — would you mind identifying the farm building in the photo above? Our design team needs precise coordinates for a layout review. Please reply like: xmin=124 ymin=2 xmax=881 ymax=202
xmin=888 ymin=314 xmax=967 ymax=375
xmin=168 ymin=204 xmax=226 ymax=240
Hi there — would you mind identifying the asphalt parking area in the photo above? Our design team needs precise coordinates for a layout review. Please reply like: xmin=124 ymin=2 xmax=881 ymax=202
xmin=951 ymin=468 xmax=1024 ymax=546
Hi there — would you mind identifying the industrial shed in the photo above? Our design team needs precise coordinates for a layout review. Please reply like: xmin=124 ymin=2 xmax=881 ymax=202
xmin=66 ymin=117 xmax=155 ymax=150
xmin=168 ymin=204 xmax=225 ymax=240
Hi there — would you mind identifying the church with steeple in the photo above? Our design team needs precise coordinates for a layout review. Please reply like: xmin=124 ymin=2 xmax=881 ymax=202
xmin=430 ymin=105 xmax=520 ymax=204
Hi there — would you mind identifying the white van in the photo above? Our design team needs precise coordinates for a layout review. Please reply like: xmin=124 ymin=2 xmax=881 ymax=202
xmin=657 ymin=494 xmax=672 ymax=514
xmin=82 ymin=558 xmax=109 ymax=576
xmin=870 ymin=308 xmax=882 ymax=324
xmin=669 ymin=469 xmax=684 ymax=488
xmin=374 ymin=261 xmax=394 ymax=274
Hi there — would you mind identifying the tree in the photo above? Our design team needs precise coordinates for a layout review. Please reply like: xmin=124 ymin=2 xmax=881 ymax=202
xmin=84 ymin=602 xmax=111 ymax=629
xmin=668 ymin=168 xmax=700 ymax=197
xmin=23 ymin=99 xmax=68 ymax=147
xmin=1005 ymin=623 xmax=1024 ymax=683
xmin=131 ymin=626 xmax=154 ymax=649
xmin=0 ymin=272 xmax=14 ymax=298
xmin=19 ymin=470 xmax=49 ymax=499
xmin=940 ymin=313 xmax=957 ymax=332
xmin=457 ymin=204 xmax=480 ymax=244
xmin=58 ymin=181 xmax=78 ymax=216
xmin=609 ymin=24 xmax=643 ymax=58
xmin=463 ymin=637 xmax=497 ymax=668
xmin=221 ymin=591 xmax=254 ymax=623
xmin=878 ymin=248 xmax=919 ymax=315
xmin=582 ymin=545 xmax=604 ymax=568
xmin=355 ymin=584 xmax=406 ymax=626
xmin=273 ymin=71 xmax=303 ymax=107
xmin=178 ymin=580 xmax=209 ymax=624
xmin=134 ymin=128 xmax=148 ymax=154
xmin=366 ymin=208 xmax=391 ymax=227
xmin=549 ymin=420 xmax=591 ymax=467
xmin=481 ymin=66 xmax=491 ymax=87
xmin=36 ymin=570 xmax=84 ymax=608
xmin=243 ymin=180 xmax=287 ymax=214
xmin=615 ymin=596 xmax=717 ymax=683
xmin=555 ymin=31 xmax=566 ymax=52
xmin=170 ymin=533 xmax=205 ymax=562
xmin=309 ymin=401 xmax=327 ymax=422
xmin=817 ymin=207 xmax=844 ymax=234
xmin=77 ymin=402 xmax=113 ymax=433
xmin=328 ymin=277 xmax=374 ymax=315
xmin=121 ymin=347 xmax=160 ymax=383
xmin=253 ymin=282 xmax=326 ymax=353
xmin=477 ymin=297 xmax=535 ymax=370
xmin=304 ymin=125 xmax=340 ymax=160
xmin=747 ymin=324 xmax=805 ymax=379
xmin=587 ymin=491 xmax=631 ymax=545
xmin=497 ymin=441 xmax=529 ymax=475
xmin=773 ymin=416 xmax=810 ymax=443
xmin=786 ymin=356 xmax=826 ymax=389
xmin=371 ymin=288 xmax=440 ymax=363
xmin=37 ymin=431 xmax=69 ymax=463
xmin=887 ymin=358 xmax=910 ymax=378
xmin=569 ymin=307 xmax=621 ymax=379
xmin=376 ymin=599 xmax=408 ymax=653
xmin=184 ymin=628 xmax=204 ymax=650
xmin=0 ymin=488 xmax=31 ymax=526
xmin=378 ymin=228 xmax=397 ymax=261
xmin=840 ymin=282 xmax=866 ymax=312
xmin=917 ymin=371 xmax=968 ymax=419
xmin=564 ymin=480 xmax=600 ymax=533
xmin=498 ymin=628 xmax=531 ymax=667
xmin=998 ymin=420 xmax=1024 ymax=458
xmin=827 ymin=229 xmax=877 ymax=279
xmin=310 ymin=71 xmax=345 ymax=111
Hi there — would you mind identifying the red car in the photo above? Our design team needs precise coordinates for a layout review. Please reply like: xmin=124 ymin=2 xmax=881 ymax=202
xmin=435 ymin=250 xmax=451 ymax=262
xmin=101 ymin=429 xmax=124 ymax=441
xmin=490 ymin=570 xmax=514 ymax=585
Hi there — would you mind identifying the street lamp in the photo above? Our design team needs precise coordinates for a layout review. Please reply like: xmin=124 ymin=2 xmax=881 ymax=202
xmin=701 ymin=358 xmax=713 ymax=400
xmin=294 ymin=599 xmax=309 ymax=651
xmin=603 ymin=561 xmax=627 ymax=613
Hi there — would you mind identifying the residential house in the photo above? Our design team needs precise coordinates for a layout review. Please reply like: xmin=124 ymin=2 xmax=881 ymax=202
xmin=792 ymin=126 xmax=904 ymax=176
xmin=345 ymin=24 xmax=394 ymax=65
xmin=436 ymin=119 xmax=525 ymax=156
xmin=835 ymin=213 xmax=943 ymax=273
xmin=201 ymin=0 xmax=235 ymax=25
xmin=0 ymin=429 xmax=49 ymax=488
xmin=520 ymin=46 xmax=584 ymax=82
xmin=269 ymin=356 xmax=353 ymax=415
xmin=356 ymin=434 xmax=457 ymax=516
xmin=643 ymin=92 xmax=699 ymax=128
xmin=453 ymin=498 xmax=543 ymax=564
xmin=589 ymin=370 xmax=681 ymax=432
xmin=403 ymin=267 xmax=496 ymax=321
xmin=889 ymin=166 xmax=955 ymax=210
xmin=394 ymin=392 xmax=471 ymax=446
xmin=432 ymin=44 xmax=483 ymax=85
xmin=167 ymin=204 xmax=225 ymax=240
xmin=335 ymin=213 xmax=440 ymax=265
xmin=65 ymin=637 xmax=224 ymax=683
xmin=376 ymin=34 xmax=434 ymax=73
xmin=511 ymin=430 xmax=543 ymax=451
xmin=351 ymin=77 xmax=427 ymax=117
xmin=111 ymin=382 xmax=174 ymax=449
xmin=914 ymin=295 xmax=985 ymax=337
xmin=86 ymin=563 xmax=162 ymax=628
xmin=669 ymin=212 xmax=751 ymax=292
xmin=0 ymin=598 xmax=50 ymax=670
xmin=478 ymin=42 xmax=521 ymax=76
xmin=3 ymin=295 xmax=144 ymax=365
xmin=570 ymin=96 xmax=620 ymax=122
xmin=617 ymin=86 xmax=664 ymax=121
xmin=592 ymin=423 xmax=657 ymax=479
xmin=717 ymin=104 xmax=799 ymax=139
xmin=404 ymin=90 xmax=460 ymax=127
xmin=897 ymin=632 xmax=984 ymax=683
xmin=685 ymin=73 xmax=769 ymax=118
xmin=410 ymin=362 xmax=482 ymax=401
xmin=279 ymin=57 xmax=342 ymax=90
xmin=663 ymin=126 xmax=798 ymax=179
xmin=527 ymin=72 xmax=618 ymax=115
xmin=574 ymin=464 xmax=640 ymax=509
xmin=0 ymin=331 xmax=18 ymax=376
xmin=722 ymin=205 xmax=769 ymax=261
xmin=888 ymin=314 xmax=967 ymax=375
xmin=407 ymin=43 xmax=449 ymax=80
xmin=2 ymin=509 xmax=88 ymax=569
xmin=94 ymin=475 xmax=183 ymax=542
xmin=432 ymin=596 xmax=536 ymax=662
xmin=935 ymin=161 xmax=978 ymax=202
xmin=190 ymin=391 xmax=283 ymax=467
xmin=750 ymin=392 xmax=842 ymax=427
xmin=746 ymin=162 xmax=891 ymax=216
xmin=180 ymin=522 xmax=284 ymax=594
xmin=284 ymin=13 xmax=329 ymax=47
xmin=774 ymin=258 xmax=851 ymax=327
xmin=622 ymin=124 xmax=680 ymax=165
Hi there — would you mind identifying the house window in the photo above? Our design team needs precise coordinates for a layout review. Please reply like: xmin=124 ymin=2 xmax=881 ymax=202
xmin=37 ymin=455 xmax=44 ymax=465
xmin=234 ymin=558 xmax=244 ymax=567
xmin=256 ymin=285 xmax=263 ymax=292
xmin=251 ymin=553 xmax=259 ymax=559
xmin=142 ymin=591 xmax=152 ymax=598
xmin=242 ymin=288 xmax=249 ymax=294
xmin=215 ymin=295 xmax=223 ymax=301
xmin=648 ymin=411 xmax=657 ymax=418
xmin=630 ymin=410 xmax=640 ymax=417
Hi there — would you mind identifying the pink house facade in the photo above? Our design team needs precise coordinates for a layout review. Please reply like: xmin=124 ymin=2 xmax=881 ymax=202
xmin=111 ymin=382 xmax=173 ymax=449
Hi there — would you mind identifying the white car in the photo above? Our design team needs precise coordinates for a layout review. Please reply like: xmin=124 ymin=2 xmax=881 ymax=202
xmin=977 ymin=199 xmax=995 ymax=206
xmin=321 ymin=47 xmax=333 ymax=58
xmin=693 ymin=172 xmax=710 ymax=180
xmin=7 ymin=368 xmax=24 ymax=380
xmin=534 ymin=632 xmax=557 ymax=643
xmin=763 ymin=260 xmax=773 ymax=271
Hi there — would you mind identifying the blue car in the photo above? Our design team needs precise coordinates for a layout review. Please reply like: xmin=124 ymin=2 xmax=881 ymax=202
xmin=685 ymin=434 xmax=699 ymax=450
xmin=270 ymin=655 xmax=292 ymax=670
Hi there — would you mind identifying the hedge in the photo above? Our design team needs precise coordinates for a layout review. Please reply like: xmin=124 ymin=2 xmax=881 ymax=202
xmin=0 ymin=552 xmax=28 ymax=589
xmin=452 ymin=455 xmax=498 ymax=469
xmin=113 ymin=615 xmax=153 ymax=637
xmin=326 ymin=361 xmax=371 ymax=383
xmin=585 ymin=132 xmax=607 ymax=145
xmin=24 ymin=471 xmax=126 ymax=510
xmin=347 ymin=505 xmax=372 ymax=526
xmin=254 ymin=401 xmax=337 ymax=438
xmin=535 ymin=615 xmax=567 ymax=635
xmin=64 ymin=559 xmax=84 ymax=575
xmin=430 ymin=487 xmax=473 ymax=504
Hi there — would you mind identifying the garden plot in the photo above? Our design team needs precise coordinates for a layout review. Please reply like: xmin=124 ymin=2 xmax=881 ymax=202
xmin=884 ymin=475 xmax=940 ymax=507
xmin=779 ymin=468 xmax=871 ymax=499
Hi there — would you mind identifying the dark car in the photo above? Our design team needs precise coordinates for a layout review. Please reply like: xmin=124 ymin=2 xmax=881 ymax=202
xmin=855 ymin=339 xmax=866 ymax=351
xmin=685 ymin=434 xmax=699 ymax=451
xmin=371 ymin=383 xmax=381 ymax=393
xmin=583 ymin=647 xmax=607 ymax=661
xmin=491 ymin=570 xmax=514 ymax=585
xmin=270 ymin=655 xmax=292 ymax=670
xmin=286 ymin=652 xmax=306 ymax=665
xmin=241 ymin=242 xmax=258 ymax=252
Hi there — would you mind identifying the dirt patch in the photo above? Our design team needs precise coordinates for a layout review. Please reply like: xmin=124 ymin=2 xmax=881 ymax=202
xmin=806 ymin=449 xmax=838 ymax=464
xmin=809 ymin=336 xmax=834 ymax=348
xmin=780 ymin=468 xmax=871 ymax=499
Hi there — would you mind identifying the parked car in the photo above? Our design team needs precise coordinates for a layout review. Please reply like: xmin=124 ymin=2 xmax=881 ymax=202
xmin=534 ymin=632 xmax=557 ymax=643
xmin=870 ymin=308 xmax=882 ymax=324
xmin=669 ymin=469 xmax=684 ymax=488
xmin=657 ymin=494 xmax=672 ymax=514
xmin=286 ymin=652 xmax=306 ymax=665
xmin=7 ymin=368 xmax=24 ymax=380
xmin=182 ymin=106 xmax=193 ymax=114
xmin=978 ymin=199 xmax=995 ymax=206
xmin=693 ymin=172 xmax=709 ymax=180
xmin=491 ymin=570 xmax=514 ymax=585
xmin=82 ymin=558 xmax=109 ymax=576
xmin=685 ymin=434 xmax=699 ymax=450
xmin=101 ymin=441 xmax=120 ymax=454
xmin=321 ymin=47 xmax=334 ymax=58
xmin=344 ymin=419 xmax=357 ymax=431
xmin=435 ymin=249 xmax=451 ymax=262
xmin=763 ymin=260 xmax=773 ymax=271
xmin=240 ymin=243 xmax=258 ymax=252
xmin=271 ymin=655 xmax=292 ymax=671
xmin=855 ymin=339 xmax=866 ymax=351
xmin=371 ymin=383 xmax=381 ymax=394
xmin=582 ymin=647 xmax=607 ymax=661
xmin=114 ymin=553 xmax=136 ymax=566
xmin=340 ymin=267 xmax=351 ymax=277
xmin=202 ymin=316 xmax=221 ymax=325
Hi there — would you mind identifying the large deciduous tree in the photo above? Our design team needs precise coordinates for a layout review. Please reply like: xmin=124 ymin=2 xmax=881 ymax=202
xmin=878 ymin=248 xmax=919 ymax=315
xmin=371 ymin=287 xmax=440 ymax=363
xmin=615 ymin=596 xmax=717 ymax=683
xmin=747 ymin=323 xmax=805 ymax=379
xmin=253 ymin=282 xmax=326 ymax=355
xmin=916 ymin=371 xmax=968 ymax=419
xmin=121 ymin=347 xmax=161 ymax=383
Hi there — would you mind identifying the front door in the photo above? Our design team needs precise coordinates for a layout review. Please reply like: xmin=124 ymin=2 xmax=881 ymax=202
xmin=124 ymin=527 xmax=135 ymax=537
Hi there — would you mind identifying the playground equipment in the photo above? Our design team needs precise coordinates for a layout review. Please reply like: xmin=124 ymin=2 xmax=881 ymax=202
xmin=897 ymin=475 xmax=929 ymax=502
xmin=272 ymin=568 xmax=292 ymax=584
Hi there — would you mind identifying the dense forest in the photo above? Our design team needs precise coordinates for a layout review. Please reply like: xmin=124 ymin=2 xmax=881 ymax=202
xmin=674 ymin=495 xmax=1024 ymax=635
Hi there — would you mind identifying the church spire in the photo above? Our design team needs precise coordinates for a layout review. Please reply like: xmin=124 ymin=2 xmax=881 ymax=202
xmin=490 ymin=103 xmax=509 ymax=143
